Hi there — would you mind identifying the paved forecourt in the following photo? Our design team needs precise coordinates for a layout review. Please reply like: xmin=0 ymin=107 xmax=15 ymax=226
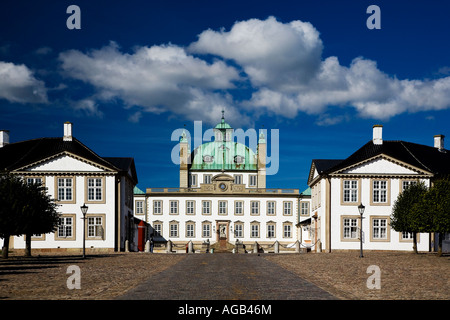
xmin=117 ymin=253 xmax=338 ymax=300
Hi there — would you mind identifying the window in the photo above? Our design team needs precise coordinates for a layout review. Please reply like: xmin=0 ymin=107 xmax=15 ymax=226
xmin=283 ymin=201 xmax=292 ymax=215
xmin=153 ymin=200 xmax=162 ymax=214
xmin=87 ymin=216 xmax=103 ymax=239
xmin=135 ymin=200 xmax=144 ymax=214
xmin=234 ymin=201 xmax=243 ymax=215
xmin=343 ymin=180 xmax=358 ymax=203
xmin=219 ymin=201 xmax=227 ymax=215
xmin=186 ymin=223 xmax=195 ymax=237
xmin=267 ymin=224 xmax=275 ymax=238
xmin=372 ymin=218 xmax=388 ymax=240
xmin=57 ymin=178 xmax=73 ymax=201
xmin=283 ymin=223 xmax=292 ymax=238
xmin=153 ymin=223 xmax=162 ymax=237
xmin=234 ymin=224 xmax=243 ymax=238
xmin=202 ymin=223 xmax=211 ymax=238
xmin=251 ymin=223 xmax=259 ymax=238
xmin=189 ymin=174 xmax=197 ymax=187
xmin=373 ymin=180 xmax=387 ymax=203
xmin=234 ymin=174 xmax=242 ymax=185
xmin=87 ymin=178 xmax=102 ymax=201
xmin=170 ymin=201 xmax=178 ymax=214
xmin=58 ymin=216 xmax=73 ymax=238
xmin=186 ymin=200 xmax=195 ymax=215
xmin=343 ymin=218 xmax=359 ymax=240
xmin=202 ymin=201 xmax=211 ymax=215
xmin=27 ymin=177 xmax=43 ymax=185
xmin=249 ymin=175 xmax=257 ymax=187
xmin=204 ymin=175 xmax=212 ymax=184
xmin=170 ymin=223 xmax=178 ymax=237
xmin=402 ymin=180 xmax=418 ymax=191
xmin=402 ymin=232 xmax=414 ymax=240
xmin=267 ymin=201 xmax=275 ymax=215
xmin=301 ymin=202 xmax=309 ymax=216
xmin=251 ymin=201 xmax=259 ymax=215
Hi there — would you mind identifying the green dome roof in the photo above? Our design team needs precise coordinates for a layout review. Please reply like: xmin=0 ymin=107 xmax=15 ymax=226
xmin=214 ymin=118 xmax=232 ymax=130
xmin=190 ymin=141 xmax=257 ymax=171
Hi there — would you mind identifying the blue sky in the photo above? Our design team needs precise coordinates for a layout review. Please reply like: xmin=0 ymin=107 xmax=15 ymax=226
xmin=1 ymin=0 xmax=449 ymax=191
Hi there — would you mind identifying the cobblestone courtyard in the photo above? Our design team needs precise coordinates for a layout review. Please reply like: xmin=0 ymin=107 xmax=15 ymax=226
xmin=0 ymin=251 xmax=448 ymax=300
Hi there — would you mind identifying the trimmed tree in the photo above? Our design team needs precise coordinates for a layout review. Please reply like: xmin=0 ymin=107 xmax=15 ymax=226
xmin=0 ymin=173 xmax=60 ymax=258
xmin=0 ymin=173 xmax=26 ymax=258
xmin=391 ymin=182 xmax=428 ymax=253
xmin=20 ymin=182 xmax=60 ymax=257
xmin=417 ymin=179 xmax=450 ymax=256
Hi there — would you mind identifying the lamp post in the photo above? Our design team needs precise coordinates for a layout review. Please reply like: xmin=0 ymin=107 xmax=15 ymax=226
xmin=358 ymin=203 xmax=365 ymax=258
xmin=80 ymin=203 xmax=88 ymax=259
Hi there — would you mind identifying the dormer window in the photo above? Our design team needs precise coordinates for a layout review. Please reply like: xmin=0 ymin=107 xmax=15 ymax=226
xmin=234 ymin=155 xmax=244 ymax=164
xmin=203 ymin=155 xmax=213 ymax=163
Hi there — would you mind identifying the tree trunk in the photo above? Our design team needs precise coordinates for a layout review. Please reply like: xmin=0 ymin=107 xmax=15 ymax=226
xmin=25 ymin=234 xmax=31 ymax=257
xmin=413 ymin=232 xmax=418 ymax=254
xmin=1 ymin=235 xmax=10 ymax=259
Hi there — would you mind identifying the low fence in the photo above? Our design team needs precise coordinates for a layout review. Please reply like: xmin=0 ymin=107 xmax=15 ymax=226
xmin=138 ymin=239 xmax=319 ymax=254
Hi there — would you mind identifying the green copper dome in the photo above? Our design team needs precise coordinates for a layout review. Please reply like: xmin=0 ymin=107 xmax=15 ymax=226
xmin=214 ymin=118 xmax=232 ymax=130
xmin=190 ymin=141 xmax=257 ymax=171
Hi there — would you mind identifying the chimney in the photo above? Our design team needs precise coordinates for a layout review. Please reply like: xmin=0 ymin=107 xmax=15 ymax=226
xmin=63 ymin=122 xmax=73 ymax=141
xmin=0 ymin=130 xmax=10 ymax=148
xmin=434 ymin=134 xmax=445 ymax=151
xmin=373 ymin=125 xmax=383 ymax=145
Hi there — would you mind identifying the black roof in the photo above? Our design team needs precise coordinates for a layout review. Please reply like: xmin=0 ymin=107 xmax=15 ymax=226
xmin=0 ymin=137 xmax=138 ymax=183
xmin=104 ymin=157 xmax=138 ymax=184
xmin=318 ymin=140 xmax=450 ymax=177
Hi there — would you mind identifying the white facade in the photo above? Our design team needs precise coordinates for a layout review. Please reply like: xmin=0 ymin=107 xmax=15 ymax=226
xmin=1 ymin=123 xmax=139 ymax=253
xmin=307 ymin=125 xmax=445 ymax=253
xmin=134 ymin=116 xmax=311 ymax=251
xmin=135 ymin=189 xmax=307 ymax=249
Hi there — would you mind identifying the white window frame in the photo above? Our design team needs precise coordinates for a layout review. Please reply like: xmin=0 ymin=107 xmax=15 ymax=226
xmin=87 ymin=178 xmax=103 ymax=201
xmin=267 ymin=201 xmax=275 ymax=215
xmin=219 ymin=201 xmax=227 ymax=215
xmin=58 ymin=216 xmax=73 ymax=238
xmin=135 ymin=200 xmax=144 ymax=214
xmin=170 ymin=200 xmax=178 ymax=214
xmin=57 ymin=178 xmax=73 ymax=201
xmin=373 ymin=180 xmax=387 ymax=203
xmin=343 ymin=180 xmax=358 ymax=203
xmin=234 ymin=201 xmax=243 ymax=215
xmin=186 ymin=200 xmax=195 ymax=215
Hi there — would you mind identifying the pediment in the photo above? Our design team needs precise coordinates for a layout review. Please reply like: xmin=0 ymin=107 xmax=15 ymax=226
xmin=212 ymin=173 xmax=234 ymax=182
xmin=20 ymin=152 xmax=114 ymax=173
xmin=334 ymin=155 xmax=432 ymax=176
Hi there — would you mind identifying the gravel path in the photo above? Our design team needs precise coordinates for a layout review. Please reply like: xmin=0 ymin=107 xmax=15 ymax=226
xmin=0 ymin=251 xmax=448 ymax=300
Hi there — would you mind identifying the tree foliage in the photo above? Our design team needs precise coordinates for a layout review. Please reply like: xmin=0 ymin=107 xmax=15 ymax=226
xmin=391 ymin=179 xmax=450 ymax=256
xmin=0 ymin=172 xmax=60 ymax=258
xmin=391 ymin=182 xmax=428 ymax=253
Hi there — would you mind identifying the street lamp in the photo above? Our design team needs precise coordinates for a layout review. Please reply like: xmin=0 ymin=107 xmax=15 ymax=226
xmin=80 ymin=203 xmax=88 ymax=259
xmin=358 ymin=203 xmax=365 ymax=258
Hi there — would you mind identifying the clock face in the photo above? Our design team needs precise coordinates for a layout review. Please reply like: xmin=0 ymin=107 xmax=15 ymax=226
xmin=219 ymin=183 xmax=227 ymax=191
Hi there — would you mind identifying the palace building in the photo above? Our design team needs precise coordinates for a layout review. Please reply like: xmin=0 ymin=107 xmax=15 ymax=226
xmin=134 ymin=114 xmax=312 ymax=252
xmin=0 ymin=122 xmax=143 ymax=253
xmin=308 ymin=125 xmax=450 ymax=253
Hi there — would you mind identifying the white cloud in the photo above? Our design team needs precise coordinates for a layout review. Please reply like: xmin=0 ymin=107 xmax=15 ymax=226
xmin=0 ymin=61 xmax=48 ymax=104
xmin=189 ymin=16 xmax=323 ymax=91
xmin=59 ymin=41 xmax=245 ymax=125
xmin=57 ymin=17 xmax=450 ymax=125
